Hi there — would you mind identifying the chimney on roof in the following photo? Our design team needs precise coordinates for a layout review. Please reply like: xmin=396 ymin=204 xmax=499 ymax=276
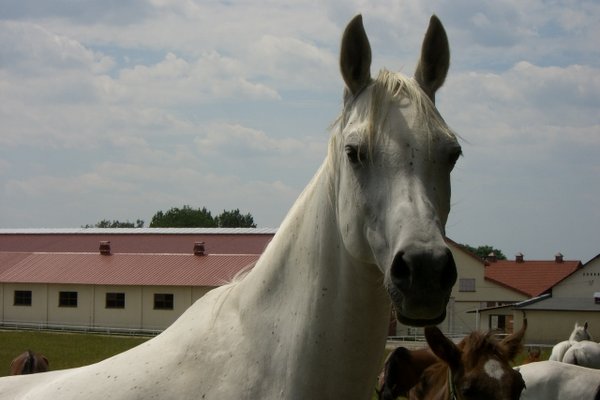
xmin=555 ymin=252 xmax=564 ymax=263
xmin=193 ymin=241 xmax=206 ymax=256
xmin=485 ymin=252 xmax=497 ymax=263
xmin=515 ymin=252 xmax=524 ymax=263
xmin=99 ymin=241 xmax=111 ymax=255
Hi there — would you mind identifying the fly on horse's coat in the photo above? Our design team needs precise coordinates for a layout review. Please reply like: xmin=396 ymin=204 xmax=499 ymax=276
xmin=0 ymin=14 xmax=461 ymax=400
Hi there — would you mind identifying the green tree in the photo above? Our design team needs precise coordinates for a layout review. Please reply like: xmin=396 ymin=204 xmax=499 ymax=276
xmin=459 ymin=244 xmax=506 ymax=260
xmin=83 ymin=219 xmax=144 ymax=228
xmin=149 ymin=206 xmax=217 ymax=228
xmin=216 ymin=209 xmax=256 ymax=228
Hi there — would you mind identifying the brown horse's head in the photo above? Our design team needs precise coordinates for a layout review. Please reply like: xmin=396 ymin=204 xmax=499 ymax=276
xmin=377 ymin=346 xmax=438 ymax=400
xmin=9 ymin=350 xmax=49 ymax=375
xmin=410 ymin=320 xmax=528 ymax=400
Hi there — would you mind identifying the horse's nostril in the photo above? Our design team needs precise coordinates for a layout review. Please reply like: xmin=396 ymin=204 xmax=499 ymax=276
xmin=441 ymin=249 xmax=457 ymax=290
xmin=390 ymin=251 xmax=410 ymax=285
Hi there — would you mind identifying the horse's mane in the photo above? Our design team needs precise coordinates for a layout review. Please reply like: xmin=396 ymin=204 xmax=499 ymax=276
xmin=330 ymin=69 xmax=456 ymax=146
xmin=368 ymin=69 xmax=456 ymax=143
xmin=460 ymin=331 xmax=514 ymax=368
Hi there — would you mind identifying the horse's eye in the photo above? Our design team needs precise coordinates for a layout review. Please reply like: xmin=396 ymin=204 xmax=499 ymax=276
xmin=345 ymin=145 xmax=362 ymax=164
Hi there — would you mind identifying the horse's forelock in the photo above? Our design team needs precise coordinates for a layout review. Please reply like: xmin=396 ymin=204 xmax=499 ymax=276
xmin=328 ymin=69 xmax=456 ymax=169
xmin=461 ymin=331 xmax=511 ymax=368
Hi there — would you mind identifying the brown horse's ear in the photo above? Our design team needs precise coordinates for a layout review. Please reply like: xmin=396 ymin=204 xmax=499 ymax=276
xmin=340 ymin=14 xmax=372 ymax=96
xmin=414 ymin=15 xmax=450 ymax=103
xmin=425 ymin=326 xmax=461 ymax=370
xmin=501 ymin=318 xmax=527 ymax=360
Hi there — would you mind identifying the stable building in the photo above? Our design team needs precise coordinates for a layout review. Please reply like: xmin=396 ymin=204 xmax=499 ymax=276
xmin=0 ymin=228 xmax=274 ymax=333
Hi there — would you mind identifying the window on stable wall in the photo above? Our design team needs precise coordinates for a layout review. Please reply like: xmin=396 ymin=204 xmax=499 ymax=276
xmin=14 ymin=290 xmax=32 ymax=306
xmin=153 ymin=293 xmax=174 ymax=310
xmin=106 ymin=292 xmax=125 ymax=309
xmin=59 ymin=291 xmax=78 ymax=307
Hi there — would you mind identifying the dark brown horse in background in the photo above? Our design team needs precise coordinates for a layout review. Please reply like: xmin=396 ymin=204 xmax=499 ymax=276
xmin=378 ymin=320 xmax=528 ymax=400
xmin=9 ymin=351 xmax=49 ymax=375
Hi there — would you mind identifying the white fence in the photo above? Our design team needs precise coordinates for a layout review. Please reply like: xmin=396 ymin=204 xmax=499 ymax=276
xmin=0 ymin=320 xmax=161 ymax=337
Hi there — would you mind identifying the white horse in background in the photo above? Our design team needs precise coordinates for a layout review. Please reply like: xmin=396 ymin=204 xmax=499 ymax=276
xmin=550 ymin=321 xmax=593 ymax=362
xmin=517 ymin=361 xmax=600 ymax=400
xmin=563 ymin=341 xmax=600 ymax=369
xmin=0 ymin=14 xmax=462 ymax=400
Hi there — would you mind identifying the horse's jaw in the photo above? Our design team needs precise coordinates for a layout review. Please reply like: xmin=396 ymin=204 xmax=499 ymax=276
xmin=386 ymin=283 xmax=452 ymax=327
xmin=393 ymin=300 xmax=449 ymax=327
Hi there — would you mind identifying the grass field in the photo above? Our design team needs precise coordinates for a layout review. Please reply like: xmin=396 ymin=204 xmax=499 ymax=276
xmin=1 ymin=329 xmax=550 ymax=399
xmin=0 ymin=330 xmax=149 ymax=377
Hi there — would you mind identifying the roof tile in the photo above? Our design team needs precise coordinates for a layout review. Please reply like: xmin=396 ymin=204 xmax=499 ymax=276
xmin=0 ymin=252 xmax=258 ymax=287
xmin=485 ymin=259 xmax=581 ymax=297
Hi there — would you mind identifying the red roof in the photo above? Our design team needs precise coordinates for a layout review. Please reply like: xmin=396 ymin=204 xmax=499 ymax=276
xmin=0 ymin=229 xmax=274 ymax=255
xmin=0 ymin=252 xmax=258 ymax=287
xmin=485 ymin=259 xmax=581 ymax=297
xmin=0 ymin=230 xmax=270 ymax=287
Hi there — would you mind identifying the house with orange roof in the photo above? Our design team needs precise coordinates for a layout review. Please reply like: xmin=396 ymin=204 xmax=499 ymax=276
xmin=429 ymin=248 xmax=589 ymax=339
xmin=484 ymin=252 xmax=581 ymax=298
xmin=471 ymin=252 xmax=600 ymax=344
xmin=509 ymin=253 xmax=600 ymax=344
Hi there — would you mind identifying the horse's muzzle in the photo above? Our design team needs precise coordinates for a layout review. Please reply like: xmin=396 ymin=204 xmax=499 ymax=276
xmin=387 ymin=247 xmax=457 ymax=327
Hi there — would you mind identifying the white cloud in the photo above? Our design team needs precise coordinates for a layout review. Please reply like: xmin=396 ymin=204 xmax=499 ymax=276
xmin=0 ymin=0 xmax=599 ymax=262
xmin=115 ymin=52 xmax=281 ymax=105
xmin=0 ymin=21 xmax=114 ymax=75
xmin=440 ymin=61 xmax=600 ymax=147
xmin=194 ymin=123 xmax=323 ymax=158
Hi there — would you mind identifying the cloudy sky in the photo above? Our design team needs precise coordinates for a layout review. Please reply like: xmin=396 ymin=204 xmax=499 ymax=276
xmin=1 ymin=0 xmax=598 ymax=263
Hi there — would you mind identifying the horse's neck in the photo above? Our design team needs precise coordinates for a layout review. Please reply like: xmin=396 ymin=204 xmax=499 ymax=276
xmin=241 ymin=163 xmax=388 ymax=313
xmin=235 ymin=163 xmax=391 ymax=393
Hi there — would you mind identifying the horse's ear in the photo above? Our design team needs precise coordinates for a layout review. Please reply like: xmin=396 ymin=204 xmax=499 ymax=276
xmin=414 ymin=15 xmax=450 ymax=103
xmin=340 ymin=14 xmax=372 ymax=96
xmin=425 ymin=326 xmax=461 ymax=370
xmin=501 ymin=318 xmax=527 ymax=361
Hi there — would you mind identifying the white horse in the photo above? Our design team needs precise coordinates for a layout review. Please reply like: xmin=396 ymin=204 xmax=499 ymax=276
xmin=550 ymin=322 xmax=593 ymax=362
xmin=517 ymin=361 xmax=600 ymax=400
xmin=0 ymin=14 xmax=461 ymax=400
xmin=563 ymin=341 xmax=600 ymax=369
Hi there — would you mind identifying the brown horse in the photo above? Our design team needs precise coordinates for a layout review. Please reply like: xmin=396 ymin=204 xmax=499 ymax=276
xmin=523 ymin=346 xmax=542 ymax=364
xmin=9 ymin=350 xmax=49 ymax=375
xmin=377 ymin=346 xmax=439 ymax=400
xmin=379 ymin=320 xmax=528 ymax=400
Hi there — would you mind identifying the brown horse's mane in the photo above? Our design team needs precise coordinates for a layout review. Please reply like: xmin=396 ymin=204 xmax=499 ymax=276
xmin=459 ymin=330 xmax=515 ymax=368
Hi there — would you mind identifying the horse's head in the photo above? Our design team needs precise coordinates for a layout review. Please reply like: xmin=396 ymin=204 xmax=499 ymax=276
xmin=334 ymin=15 xmax=460 ymax=326
xmin=377 ymin=346 xmax=438 ymax=400
xmin=417 ymin=320 xmax=528 ymax=400
xmin=570 ymin=321 xmax=592 ymax=342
